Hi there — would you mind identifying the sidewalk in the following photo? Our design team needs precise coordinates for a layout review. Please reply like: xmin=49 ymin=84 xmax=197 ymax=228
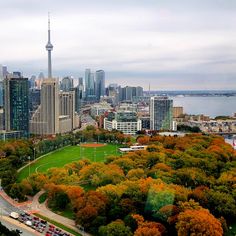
xmin=0 ymin=189 xmax=32 ymax=208
xmin=30 ymin=191 xmax=91 ymax=236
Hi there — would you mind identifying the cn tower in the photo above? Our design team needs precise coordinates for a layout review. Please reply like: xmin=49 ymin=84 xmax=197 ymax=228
xmin=45 ymin=13 xmax=53 ymax=78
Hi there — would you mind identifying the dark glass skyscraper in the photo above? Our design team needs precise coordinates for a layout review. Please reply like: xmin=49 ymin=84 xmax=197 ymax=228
xmin=95 ymin=70 xmax=105 ymax=101
xmin=4 ymin=74 xmax=29 ymax=137
xmin=150 ymin=96 xmax=173 ymax=131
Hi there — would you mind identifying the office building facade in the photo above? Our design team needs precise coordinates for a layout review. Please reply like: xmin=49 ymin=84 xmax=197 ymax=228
xmin=85 ymin=69 xmax=95 ymax=99
xmin=3 ymin=74 xmax=29 ymax=137
xmin=30 ymin=78 xmax=59 ymax=135
xmin=75 ymin=83 xmax=84 ymax=113
xmin=150 ymin=96 xmax=173 ymax=131
xmin=59 ymin=91 xmax=75 ymax=129
xmin=95 ymin=70 xmax=105 ymax=101
xmin=60 ymin=76 xmax=74 ymax=92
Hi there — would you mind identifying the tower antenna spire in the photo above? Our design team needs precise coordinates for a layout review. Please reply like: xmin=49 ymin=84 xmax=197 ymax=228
xmin=48 ymin=12 xmax=50 ymax=31
xmin=46 ymin=12 xmax=53 ymax=78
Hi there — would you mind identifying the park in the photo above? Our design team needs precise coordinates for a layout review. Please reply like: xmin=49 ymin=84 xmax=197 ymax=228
xmin=17 ymin=143 xmax=119 ymax=182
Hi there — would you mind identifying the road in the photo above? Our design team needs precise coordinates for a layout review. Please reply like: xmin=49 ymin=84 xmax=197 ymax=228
xmin=0 ymin=192 xmax=38 ymax=235
xmin=0 ymin=189 xmax=89 ymax=236
xmin=0 ymin=195 xmax=21 ymax=215
xmin=1 ymin=216 xmax=38 ymax=236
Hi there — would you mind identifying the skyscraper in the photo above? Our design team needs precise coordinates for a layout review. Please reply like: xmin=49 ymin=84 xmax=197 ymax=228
xmin=30 ymin=15 xmax=72 ymax=135
xmin=85 ymin=69 xmax=95 ymax=100
xmin=150 ymin=96 xmax=173 ymax=131
xmin=46 ymin=13 xmax=53 ymax=78
xmin=60 ymin=76 xmax=73 ymax=92
xmin=78 ymin=77 xmax=83 ymax=86
xmin=0 ymin=65 xmax=7 ymax=107
xmin=3 ymin=73 xmax=29 ymax=137
xmin=30 ymin=15 xmax=58 ymax=135
xmin=75 ymin=83 xmax=84 ymax=113
xmin=35 ymin=72 xmax=45 ymax=89
xmin=30 ymin=79 xmax=59 ymax=135
xmin=59 ymin=91 xmax=75 ymax=129
xmin=95 ymin=70 xmax=105 ymax=101
xmin=29 ymin=75 xmax=36 ymax=88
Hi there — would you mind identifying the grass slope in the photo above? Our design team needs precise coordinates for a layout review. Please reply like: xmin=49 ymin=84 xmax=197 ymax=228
xmin=17 ymin=144 xmax=119 ymax=182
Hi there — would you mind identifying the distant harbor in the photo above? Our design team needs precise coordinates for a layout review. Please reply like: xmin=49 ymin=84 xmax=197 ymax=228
xmin=172 ymin=96 xmax=236 ymax=118
xmin=144 ymin=91 xmax=236 ymax=118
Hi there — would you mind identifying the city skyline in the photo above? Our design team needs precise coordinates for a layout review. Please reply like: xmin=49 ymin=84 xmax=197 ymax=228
xmin=0 ymin=0 xmax=236 ymax=90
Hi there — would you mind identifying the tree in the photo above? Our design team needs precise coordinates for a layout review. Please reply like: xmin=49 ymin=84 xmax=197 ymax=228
xmin=145 ymin=183 xmax=176 ymax=215
xmin=74 ymin=191 xmax=108 ymax=231
xmin=9 ymin=183 xmax=27 ymax=201
xmin=156 ymin=204 xmax=179 ymax=223
xmin=134 ymin=226 xmax=162 ymax=236
xmin=66 ymin=185 xmax=84 ymax=205
xmin=205 ymin=189 xmax=236 ymax=219
xmin=99 ymin=220 xmax=132 ymax=236
xmin=0 ymin=221 xmax=20 ymax=236
xmin=126 ymin=168 xmax=146 ymax=181
xmin=79 ymin=163 xmax=125 ymax=186
xmin=132 ymin=214 xmax=166 ymax=236
xmin=111 ymin=157 xmax=136 ymax=175
xmin=45 ymin=183 xmax=70 ymax=210
xmin=173 ymin=167 xmax=211 ymax=188
xmin=137 ymin=136 xmax=150 ymax=145
xmin=176 ymin=208 xmax=223 ymax=236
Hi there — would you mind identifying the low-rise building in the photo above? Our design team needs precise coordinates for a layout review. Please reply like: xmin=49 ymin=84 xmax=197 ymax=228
xmin=104 ymin=111 xmax=141 ymax=135
xmin=0 ymin=130 xmax=23 ymax=141
xmin=90 ymin=102 xmax=112 ymax=118
xmin=173 ymin=107 xmax=184 ymax=118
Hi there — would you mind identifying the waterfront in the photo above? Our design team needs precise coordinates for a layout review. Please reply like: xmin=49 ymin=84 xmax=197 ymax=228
xmin=172 ymin=96 xmax=236 ymax=118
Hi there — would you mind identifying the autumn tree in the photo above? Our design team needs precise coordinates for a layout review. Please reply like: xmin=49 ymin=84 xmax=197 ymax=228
xmin=74 ymin=191 xmax=108 ymax=232
xmin=205 ymin=189 xmax=236 ymax=219
xmin=126 ymin=168 xmax=146 ymax=181
xmin=44 ymin=183 xmax=70 ymax=210
xmin=132 ymin=214 xmax=166 ymax=236
xmin=79 ymin=163 xmax=125 ymax=186
xmin=176 ymin=208 xmax=223 ymax=236
xmin=137 ymin=136 xmax=150 ymax=145
xmin=98 ymin=220 xmax=132 ymax=236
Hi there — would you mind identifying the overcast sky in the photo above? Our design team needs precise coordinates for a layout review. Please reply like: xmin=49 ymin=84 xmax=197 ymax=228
xmin=0 ymin=0 xmax=236 ymax=90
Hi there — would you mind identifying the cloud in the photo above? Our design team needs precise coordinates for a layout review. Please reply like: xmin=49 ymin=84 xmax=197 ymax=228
xmin=1 ymin=0 xmax=236 ymax=90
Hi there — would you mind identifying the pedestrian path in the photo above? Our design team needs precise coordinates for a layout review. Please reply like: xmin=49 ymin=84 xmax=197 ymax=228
xmin=30 ymin=190 xmax=91 ymax=236
xmin=0 ymin=189 xmax=32 ymax=208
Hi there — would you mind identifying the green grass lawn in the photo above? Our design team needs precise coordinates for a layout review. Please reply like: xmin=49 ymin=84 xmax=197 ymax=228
xmin=17 ymin=143 xmax=119 ymax=182
xmin=38 ymin=192 xmax=47 ymax=204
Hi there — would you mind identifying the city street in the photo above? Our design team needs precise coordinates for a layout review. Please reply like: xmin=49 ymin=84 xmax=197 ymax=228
xmin=1 ymin=216 xmax=40 ymax=236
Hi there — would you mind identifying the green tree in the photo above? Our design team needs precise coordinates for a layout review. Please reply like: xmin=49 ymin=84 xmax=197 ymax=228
xmin=98 ymin=220 xmax=132 ymax=236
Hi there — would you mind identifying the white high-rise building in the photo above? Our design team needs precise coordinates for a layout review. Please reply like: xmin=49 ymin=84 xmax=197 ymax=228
xmin=30 ymin=79 xmax=59 ymax=135
xmin=59 ymin=91 xmax=75 ymax=129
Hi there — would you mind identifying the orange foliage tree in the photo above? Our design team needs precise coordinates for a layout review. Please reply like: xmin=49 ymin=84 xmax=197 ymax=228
xmin=132 ymin=214 xmax=166 ymax=236
xmin=176 ymin=208 xmax=223 ymax=236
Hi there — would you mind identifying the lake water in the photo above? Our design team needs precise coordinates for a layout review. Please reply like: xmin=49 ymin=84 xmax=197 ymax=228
xmin=172 ymin=96 xmax=236 ymax=118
